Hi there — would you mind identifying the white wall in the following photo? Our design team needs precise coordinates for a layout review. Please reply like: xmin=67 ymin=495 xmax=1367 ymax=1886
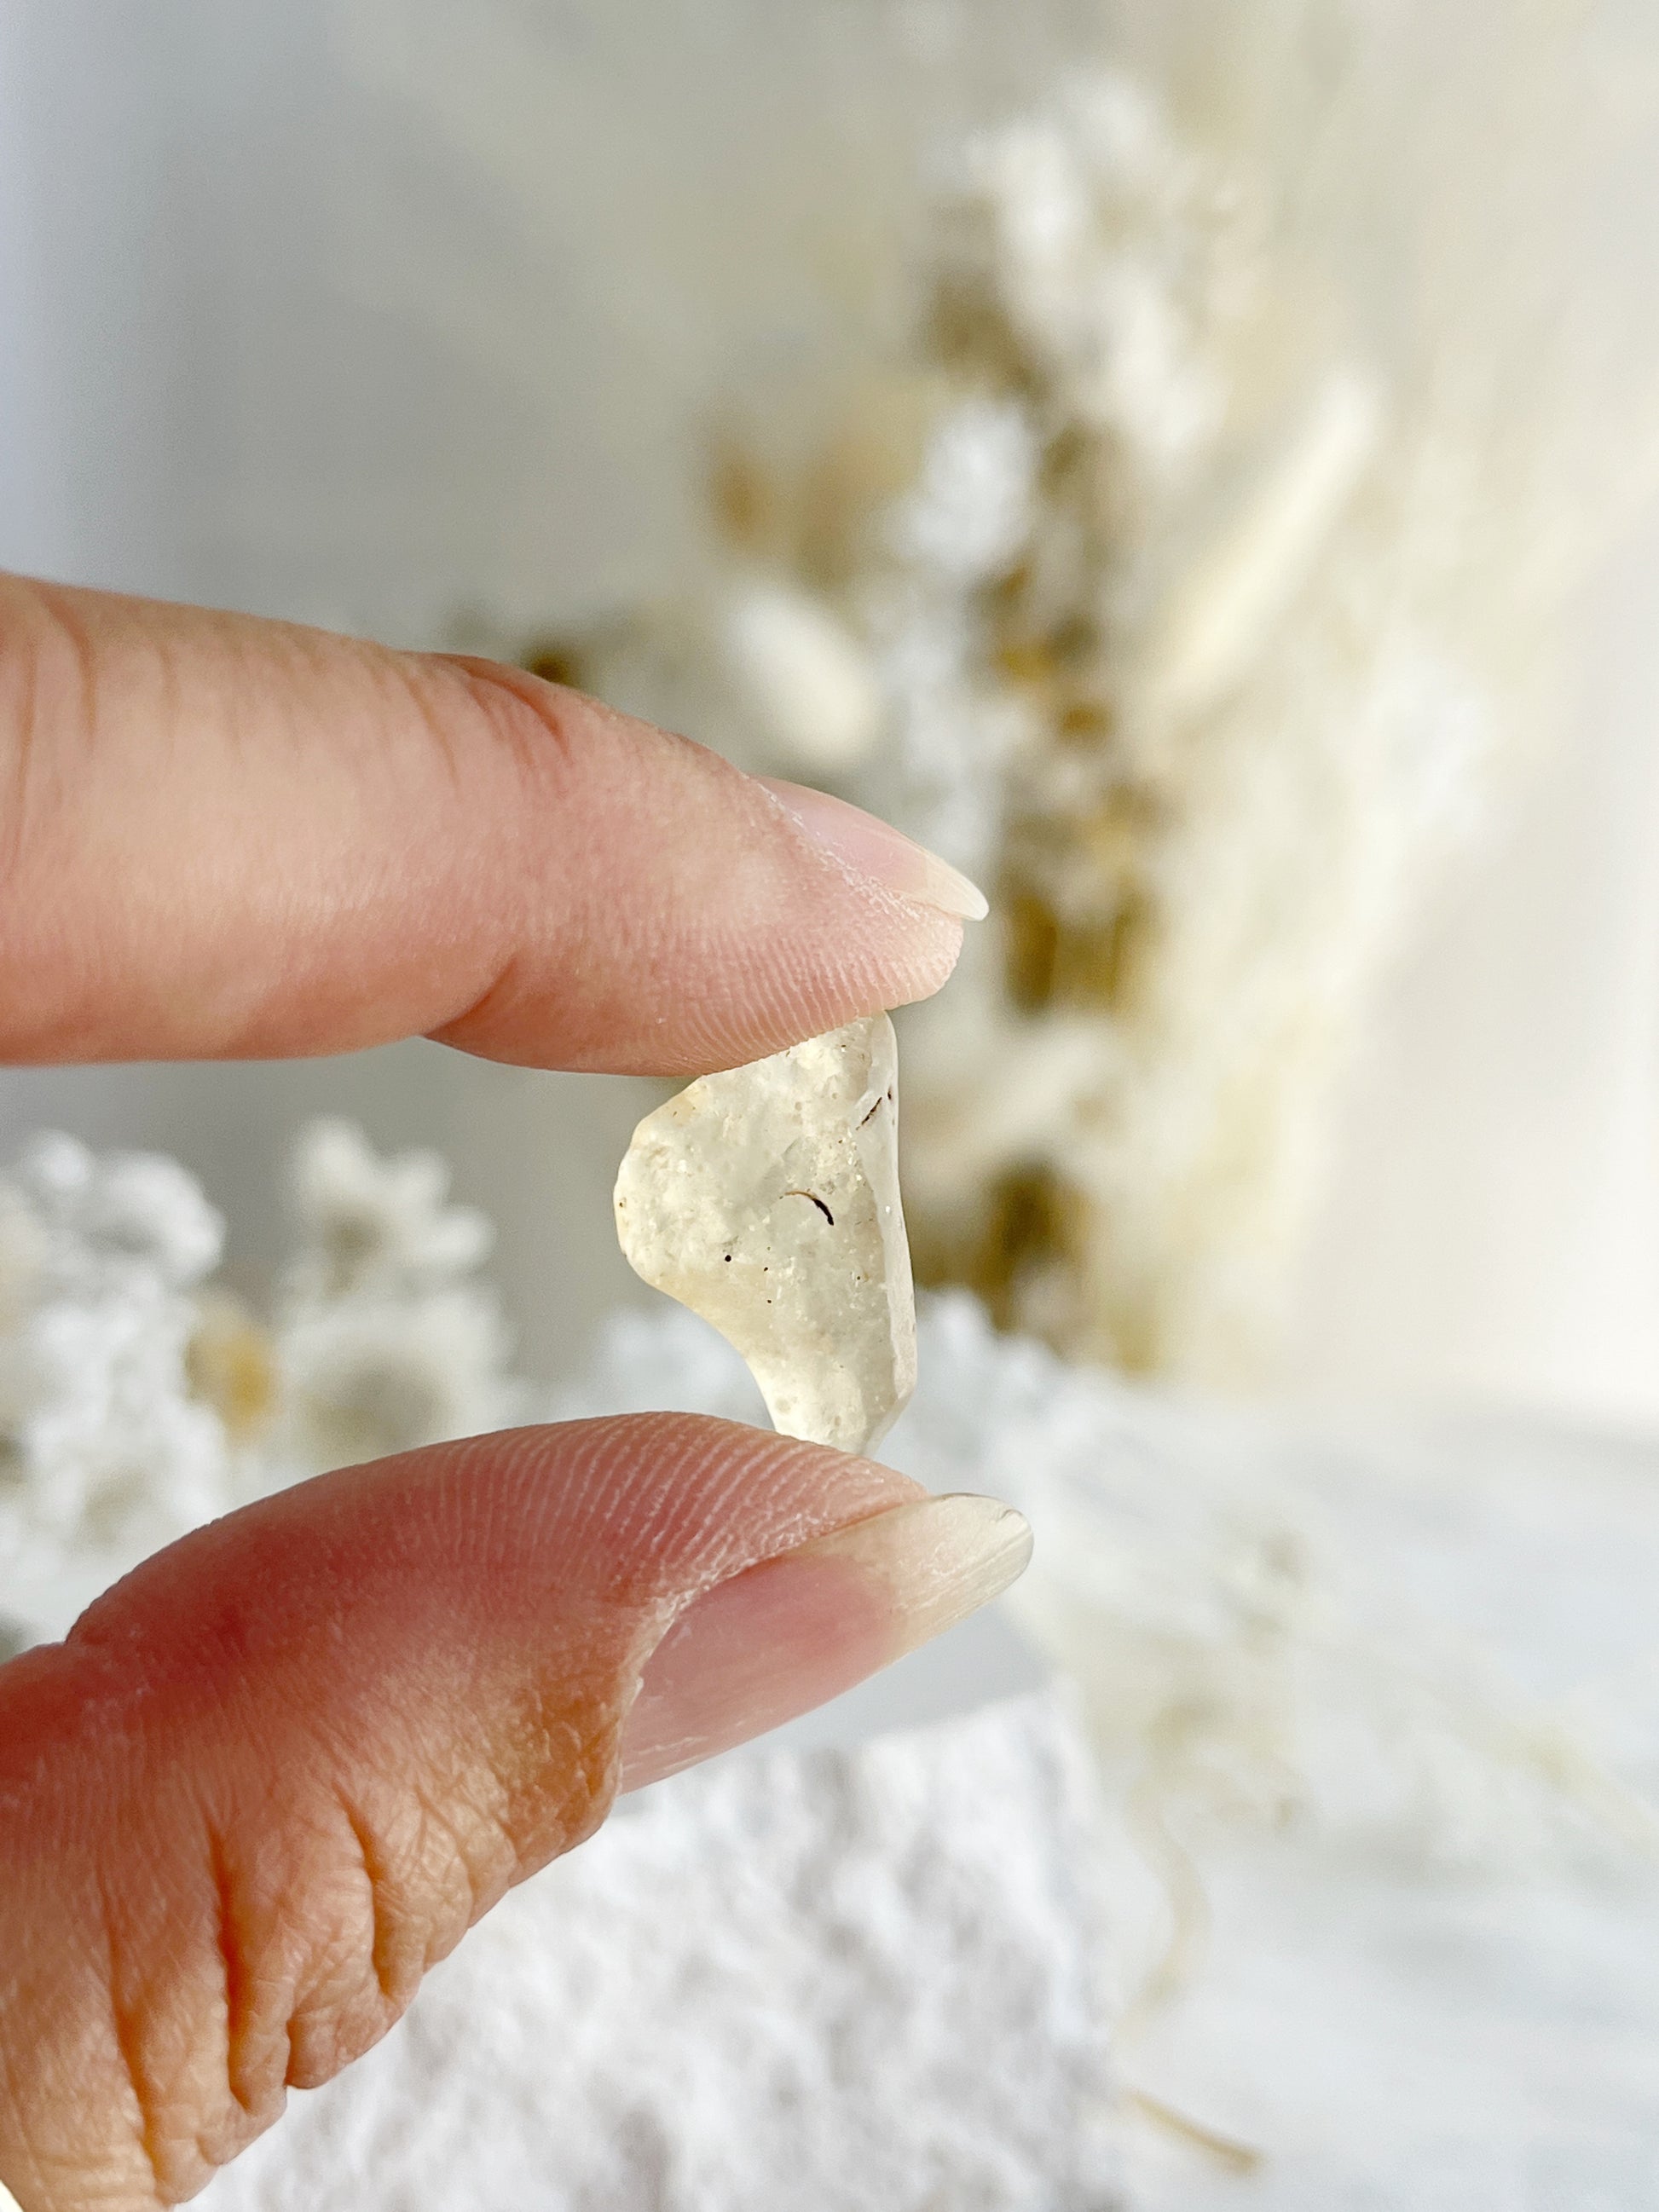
xmin=1288 ymin=521 xmax=1659 ymax=1429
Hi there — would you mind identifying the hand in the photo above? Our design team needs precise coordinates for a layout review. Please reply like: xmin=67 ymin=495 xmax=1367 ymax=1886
xmin=0 ymin=577 xmax=1027 ymax=2212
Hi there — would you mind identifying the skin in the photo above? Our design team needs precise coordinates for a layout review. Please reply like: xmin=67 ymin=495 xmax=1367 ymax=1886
xmin=0 ymin=576 xmax=967 ymax=2211
xmin=0 ymin=576 xmax=960 ymax=1070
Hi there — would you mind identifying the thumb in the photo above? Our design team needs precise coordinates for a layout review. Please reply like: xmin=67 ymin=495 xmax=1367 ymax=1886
xmin=0 ymin=1417 xmax=1029 ymax=2212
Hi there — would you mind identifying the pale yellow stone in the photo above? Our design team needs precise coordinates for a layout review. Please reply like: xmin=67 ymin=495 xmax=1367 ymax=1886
xmin=614 ymin=1017 xmax=916 ymax=1455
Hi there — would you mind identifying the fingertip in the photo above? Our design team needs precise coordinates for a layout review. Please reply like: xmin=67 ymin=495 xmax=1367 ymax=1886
xmin=417 ymin=654 xmax=970 ymax=1072
xmin=0 ymin=586 xmax=972 ymax=1074
xmin=756 ymin=779 xmax=991 ymax=923
xmin=618 ymin=1492 xmax=1032 ymax=1789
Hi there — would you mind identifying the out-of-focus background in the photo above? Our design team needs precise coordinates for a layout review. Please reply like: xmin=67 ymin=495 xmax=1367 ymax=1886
xmin=3 ymin=0 xmax=1656 ymax=1430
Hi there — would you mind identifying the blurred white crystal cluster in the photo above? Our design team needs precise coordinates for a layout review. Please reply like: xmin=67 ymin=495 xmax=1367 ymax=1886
xmin=0 ymin=1136 xmax=232 ymax=1588
xmin=275 ymin=1118 xmax=527 ymax=1474
xmin=0 ymin=1123 xmax=525 ymax=1649
xmin=535 ymin=25 xmax=1659 ymax=1387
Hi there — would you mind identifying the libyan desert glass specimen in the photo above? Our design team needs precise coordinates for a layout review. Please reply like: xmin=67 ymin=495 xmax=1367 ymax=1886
xmin=614 ymin=1016 xmax=917 ymax=1455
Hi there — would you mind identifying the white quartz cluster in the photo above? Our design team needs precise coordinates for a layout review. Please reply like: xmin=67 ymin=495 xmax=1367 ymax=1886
xmin=274 ymin=1119 xmax=527 ymax=1474
xmin=0 ymin=1124 xmax=528 ymax=1650
xmin=615 ymin=1016 xmax=916 ymax=1456
xmin=0 ymin=1135 xmax=232 ymax=1599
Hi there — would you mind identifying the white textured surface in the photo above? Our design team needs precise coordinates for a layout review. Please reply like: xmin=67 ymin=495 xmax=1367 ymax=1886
xmin=1123 ymin=1834 xmax=1659 ymax=2212
xmin=615 ymin=1017 xmax=916 ymax=1454
xmin=205 ymin=1695 xmax=1119 ymax=2212
xmin=560 ymin=1297 xmax=1659 ymax=2209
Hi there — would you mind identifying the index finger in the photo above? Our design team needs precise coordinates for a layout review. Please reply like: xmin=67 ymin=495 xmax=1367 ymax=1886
xmin=0 ymin=577 xmax=984 ymax=1076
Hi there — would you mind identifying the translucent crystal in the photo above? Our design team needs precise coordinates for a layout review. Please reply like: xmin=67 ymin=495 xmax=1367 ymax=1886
xmin=614 ymin=1017 xmax=916 ymax=1455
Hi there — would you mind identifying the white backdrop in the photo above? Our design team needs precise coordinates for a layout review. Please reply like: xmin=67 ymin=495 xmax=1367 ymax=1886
xmin=2 ymin=0 xmax=1656 ymax=1424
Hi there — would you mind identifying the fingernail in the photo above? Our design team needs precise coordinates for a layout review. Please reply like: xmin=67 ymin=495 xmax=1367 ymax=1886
xmin=619 ymin=1494 xmax=1032 ymax=1791
xmin=757 ymin=777 xmax=991 ymax=922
